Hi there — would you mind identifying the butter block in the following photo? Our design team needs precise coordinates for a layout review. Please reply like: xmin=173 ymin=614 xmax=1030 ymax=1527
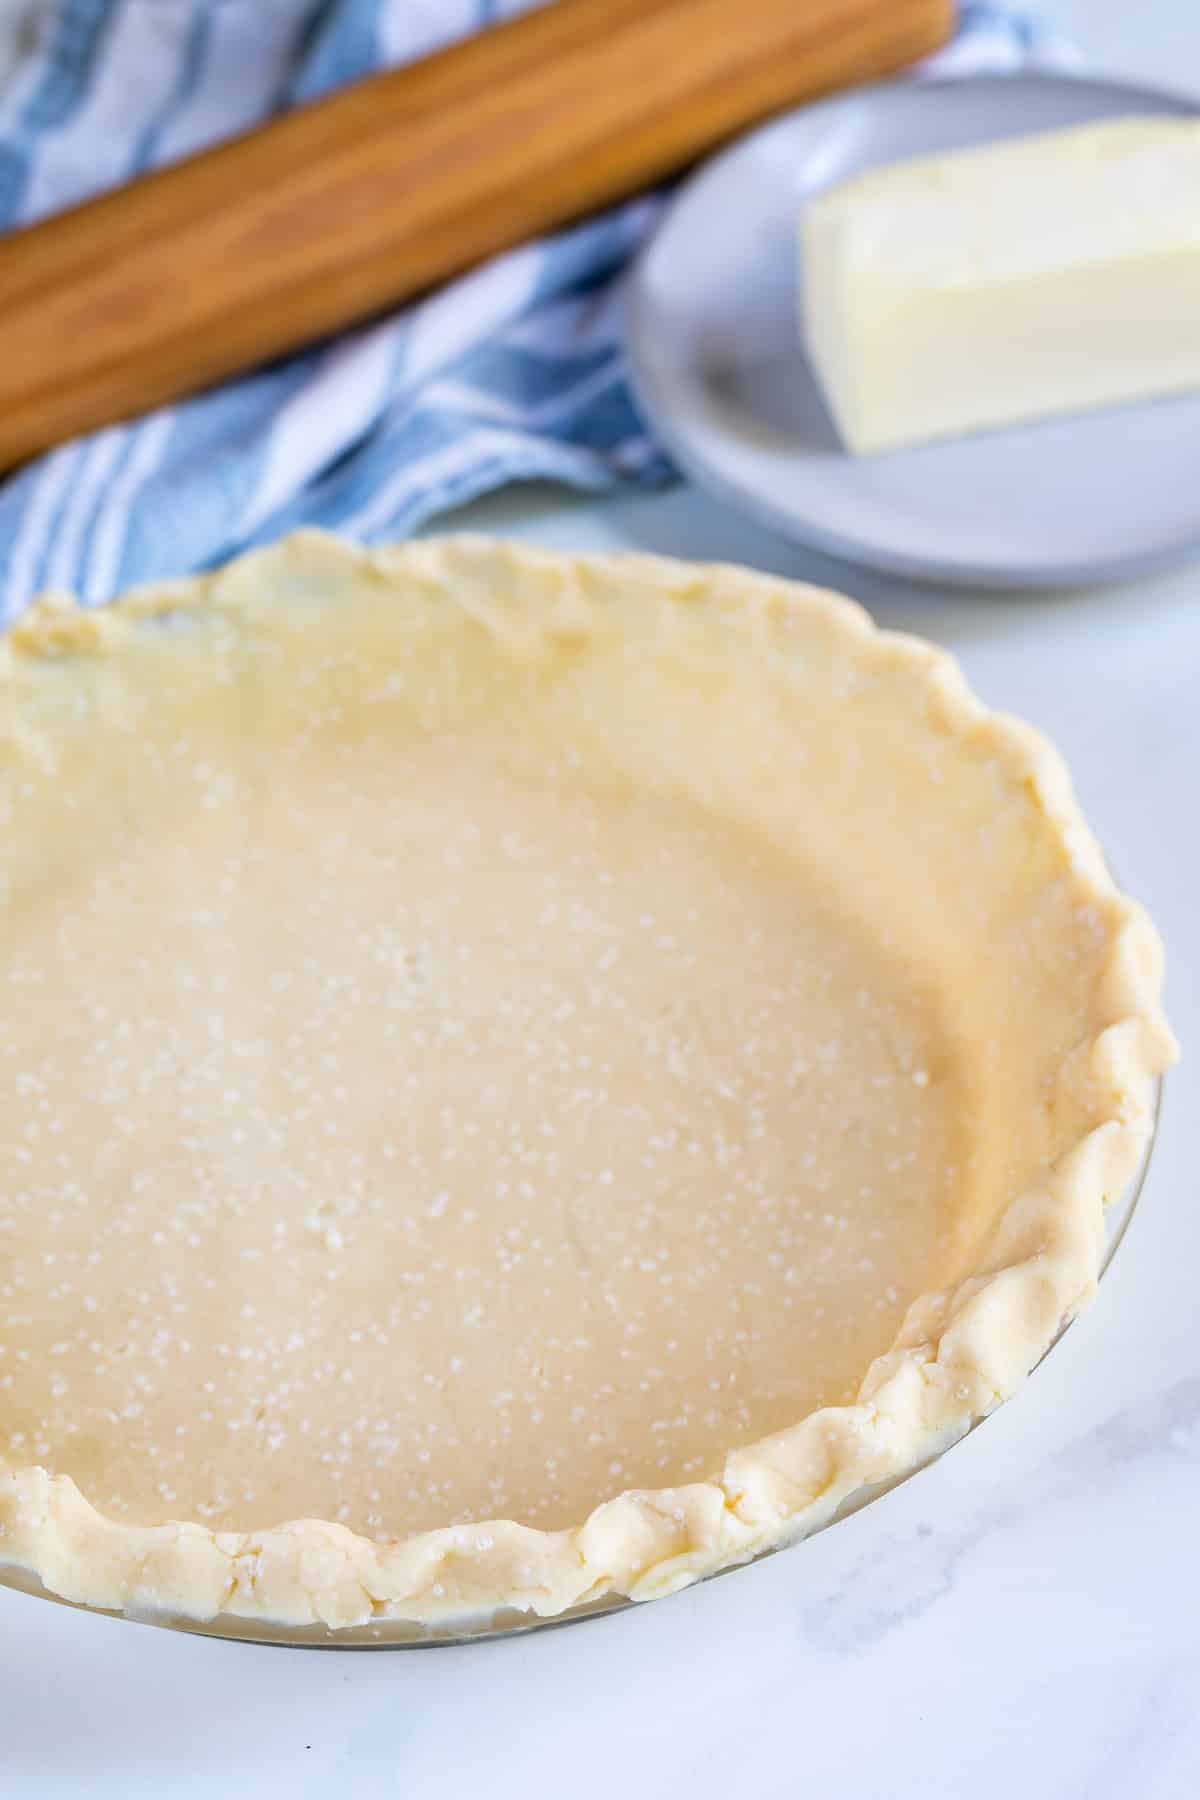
xmin=800 ymin=117 xmax=1200 ymax=454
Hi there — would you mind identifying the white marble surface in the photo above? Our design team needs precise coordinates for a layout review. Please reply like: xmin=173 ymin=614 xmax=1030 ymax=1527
xmin=0 ymin=5 xmax=1198 ymax=1797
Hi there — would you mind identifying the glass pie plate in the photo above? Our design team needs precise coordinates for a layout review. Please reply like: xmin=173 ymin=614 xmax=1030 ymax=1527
xmin=0 ymin=1081 xmax=1161 ymax=1650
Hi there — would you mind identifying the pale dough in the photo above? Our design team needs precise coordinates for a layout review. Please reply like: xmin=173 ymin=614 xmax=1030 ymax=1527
xmin=0 ymin=535 xmax=1174 ymax=1630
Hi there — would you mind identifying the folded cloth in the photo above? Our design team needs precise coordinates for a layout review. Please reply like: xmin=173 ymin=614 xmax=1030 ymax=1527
xmin=0 ymin=1 xmax=1068 ymax=614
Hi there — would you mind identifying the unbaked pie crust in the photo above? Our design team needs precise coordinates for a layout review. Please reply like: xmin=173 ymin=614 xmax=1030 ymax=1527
xmin=0 ymin=535 xmax=1175 ymax=1631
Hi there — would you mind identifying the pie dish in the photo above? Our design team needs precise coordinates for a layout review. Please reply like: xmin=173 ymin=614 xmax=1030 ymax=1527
xmin=0 ymin=534 xmax=1176 ymax=1635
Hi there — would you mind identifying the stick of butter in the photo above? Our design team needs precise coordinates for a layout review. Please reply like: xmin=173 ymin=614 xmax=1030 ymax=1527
xmin=800 ymin=116 xmax=1200 ymax=455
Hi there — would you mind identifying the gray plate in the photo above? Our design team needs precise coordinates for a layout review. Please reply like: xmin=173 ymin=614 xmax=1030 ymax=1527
xmin=625 ymin=74 xmax=1200 ymax=589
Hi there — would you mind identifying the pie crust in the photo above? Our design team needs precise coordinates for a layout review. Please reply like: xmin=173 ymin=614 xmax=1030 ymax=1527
xmin=0 ymin=535 xmax=1176 ymax=1633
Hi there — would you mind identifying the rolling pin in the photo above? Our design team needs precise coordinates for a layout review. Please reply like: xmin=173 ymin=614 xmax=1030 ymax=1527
xmin=0 ymin=0 xmax=952 ymax=471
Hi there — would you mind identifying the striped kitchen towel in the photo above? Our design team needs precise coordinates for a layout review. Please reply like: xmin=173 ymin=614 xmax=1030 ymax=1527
xmin=0 ymin=1 xmax=1069 ymax=614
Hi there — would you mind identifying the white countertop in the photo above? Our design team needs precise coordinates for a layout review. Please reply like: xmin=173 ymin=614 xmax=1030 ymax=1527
xmin=1 ymin=5 xmax=1198 ymax=1797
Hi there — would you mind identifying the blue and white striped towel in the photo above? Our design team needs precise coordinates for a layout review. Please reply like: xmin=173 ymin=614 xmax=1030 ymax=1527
xmin=0 ymin=1 xmax=1069 ymax=614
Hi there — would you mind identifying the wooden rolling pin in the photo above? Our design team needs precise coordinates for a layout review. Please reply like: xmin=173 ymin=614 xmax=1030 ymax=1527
xmin=0 ymin=0 xmax=952 ymax=471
